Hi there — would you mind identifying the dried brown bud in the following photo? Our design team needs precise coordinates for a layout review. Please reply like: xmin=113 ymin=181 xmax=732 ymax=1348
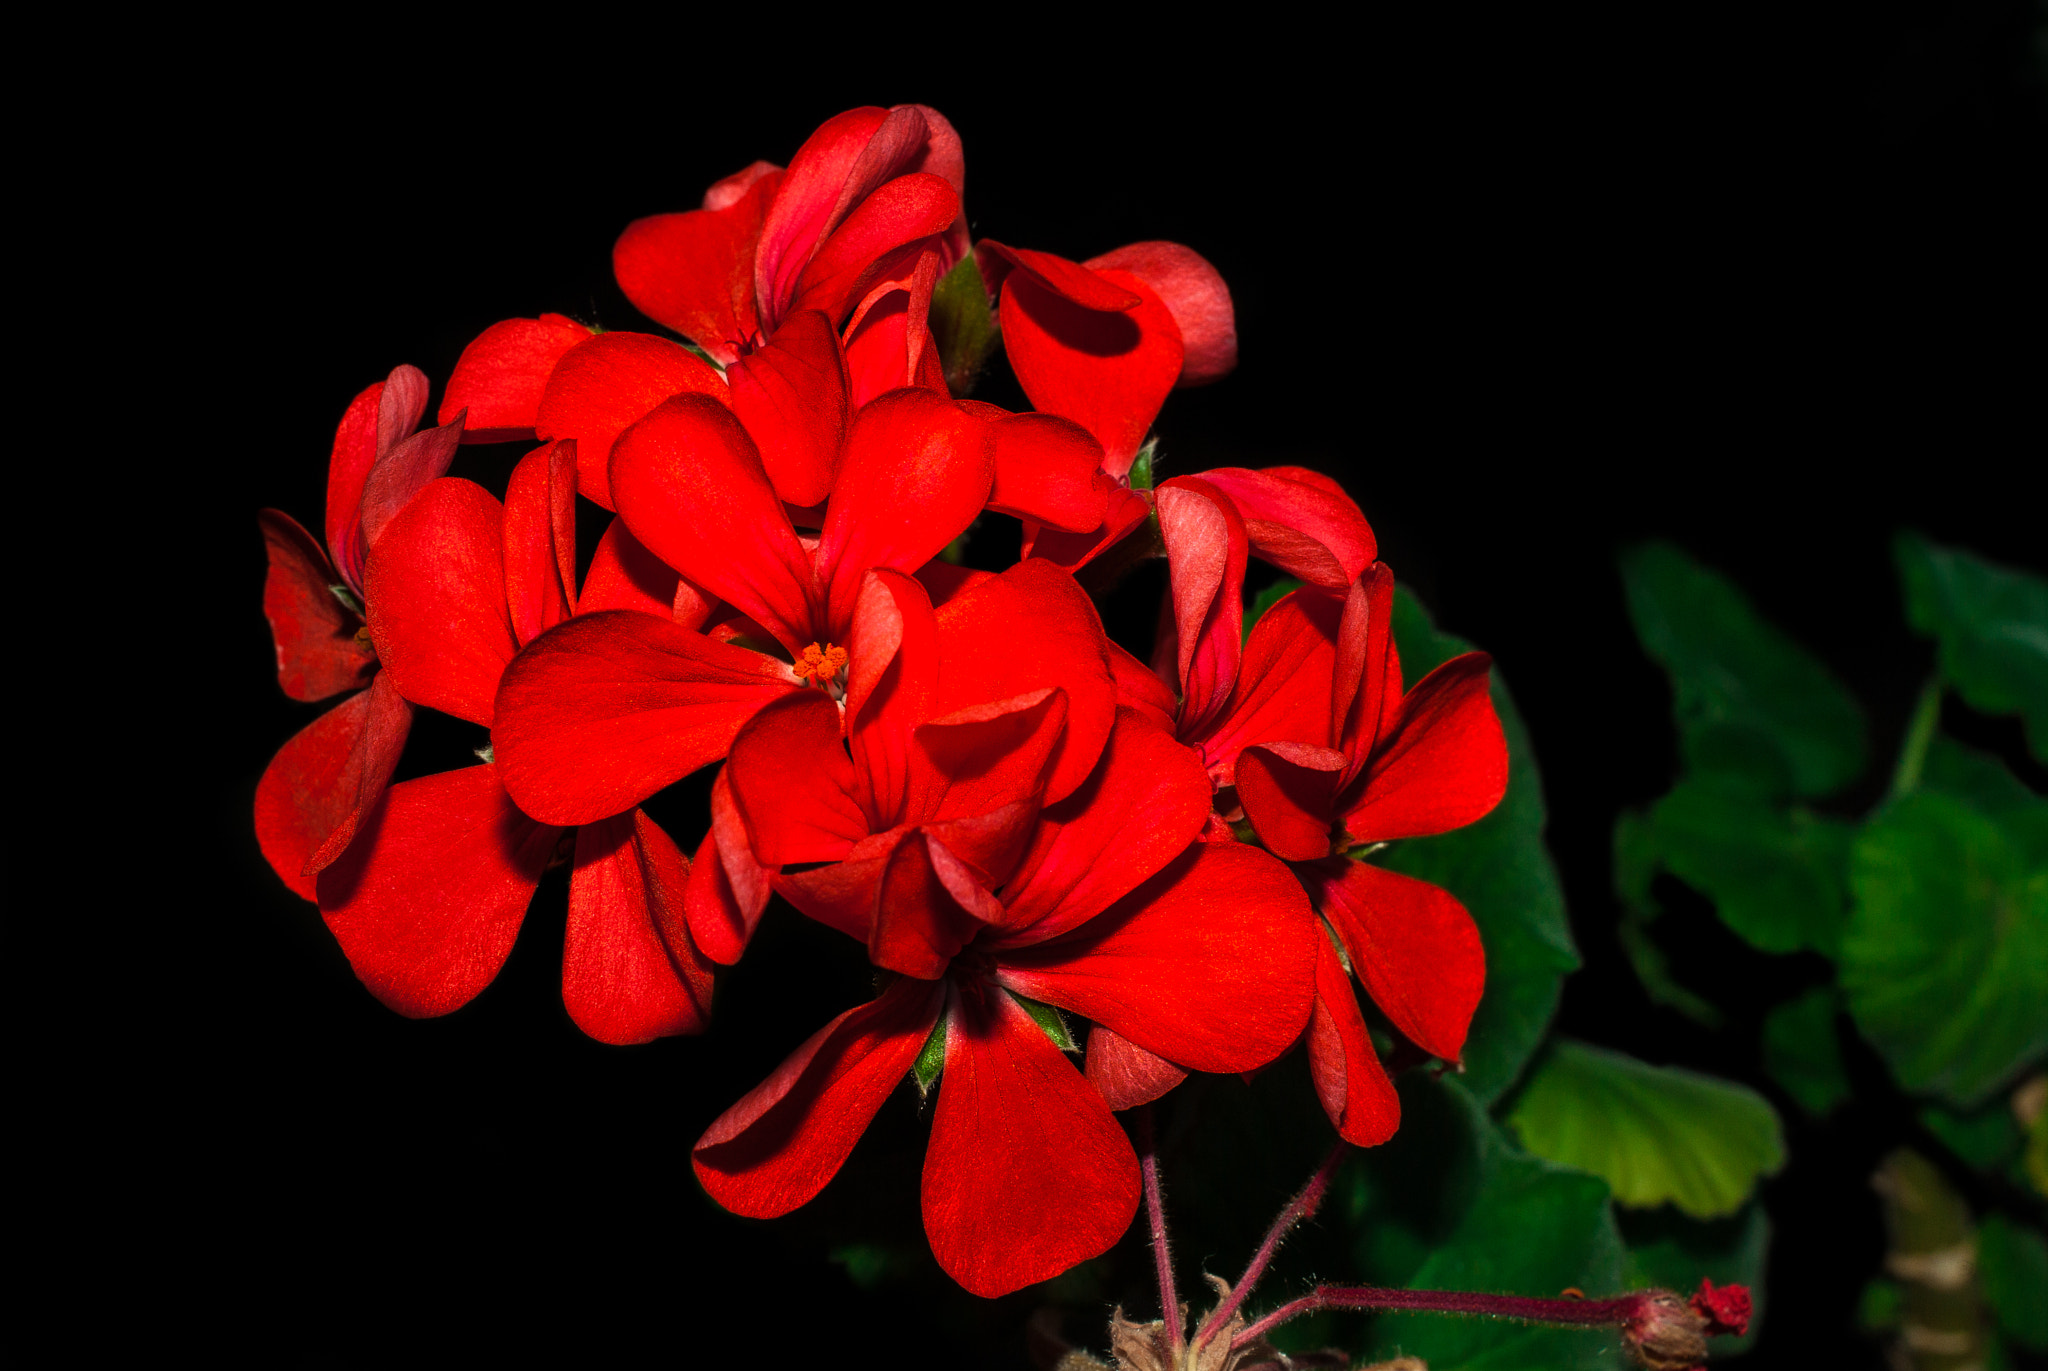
xmin=1619 ymin=1289 xmax=1710 ymax=1371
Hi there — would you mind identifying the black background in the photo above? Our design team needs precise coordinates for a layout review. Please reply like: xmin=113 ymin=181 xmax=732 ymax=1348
xmin=95 ymin=3 xmax=2046 ymax=1365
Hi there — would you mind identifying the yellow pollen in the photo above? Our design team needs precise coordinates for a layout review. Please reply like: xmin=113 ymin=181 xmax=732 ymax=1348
xmin=794 ymin=642 xmax=848 ymax=687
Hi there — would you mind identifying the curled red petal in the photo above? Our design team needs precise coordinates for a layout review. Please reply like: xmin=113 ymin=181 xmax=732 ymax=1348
xmin=563 ymin=809 xmax=713 ymax=1046
xmin=492 ymin=610 xmax=799 ymax=827
xmin=788 ymin=174 xmax=959 ymax=326
xmin=613 ymin=168 xmax=781 ymax=363
xmin=915 ymin=688 xmax=1068 ymax=828
xmin=754 ymin=107 xmax=900 ymax=329
xmin=1020 ymin=487 xmax=1153 ymax=574
xmin=694 ymin=975 xmax=943 ymax=1219
xmin=357 ymin=412 xmax=464 ymax=560
xmin=1236 ymin=743 xmax=1344 ymax=862
xmin=868 ymin=831 xmax=989 ymax=980
xmin=976 ymin=407 xmax=1111 ymax=531
xmin=259 ymin=508 xmax=374 ymax=702
xmin=324 ymin=378 xmax=387 ymax=595
xmin=1338 ymin=564 xmax=1401 ymax=775
xmin=364 ymin=478 xmax=516 ymax=727
xmin=1155 ymin=479 xmax=1247 ymax=735
xmin=1085 ymin=1022 xmax=1188 ymax=1112
xmin=254 ymin=675 xmax=413 ymax=900
xmin=1195 ymin=466 xmax=1377 ymax=590
xmin=502 ymin=441 xmax=578 ymax=647
xmin=726 ymin=310 xmax=851 ymax=509
xmin=1194 ymin=586 xmax=1343 ymax=785
xmin=924 ymin=984 xmax=1139 ymax=1298
xmin=1312 ymin=858 xmax=1485 ymax=1065
xmin=976 ymin=241 xmax=1144 ymax=312
xmin=774 ymin=834 xmax=899 ymax=945
xmin=1305 ymin=934 xmax=1401 ymax=1147
xmin=704 ymin=159 xmax=781 ymax=211
xmin=316 ymin=764 xmax=558 ymax=1019
xmin=726 ymin=690 xmax=868 ymax=867
xmin=1342 ymin=652 xmax=1509 ymax=841
xmin=534 ymin=331 xmax=729 ymax=510
xmin=1107 ymin=640 xmax=1178 ymax=735
xmin=845 ymin=567 xmax=941 ymax=830
xmin=438 ymin=314 xmax=591 ymax=442
xmin=302 ymin=670 xmax=416 ymax=876
xmin=1086 ymin=241 xmax=1238 ymax=387
xmin=685 ymin=769 xmax=774 ymax=966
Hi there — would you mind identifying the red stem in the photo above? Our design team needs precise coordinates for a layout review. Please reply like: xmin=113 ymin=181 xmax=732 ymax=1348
xmin=1197 ymin=1139 xmax=1350 ymax=1345
xmin=1134 ymin=1106 xmax=1183 ymax=1349
xmin=1235 ymin=1285 xmax=1641 ymax=1349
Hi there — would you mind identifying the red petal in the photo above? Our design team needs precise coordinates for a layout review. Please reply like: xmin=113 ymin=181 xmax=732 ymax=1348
xmin=814 ymin=388 xmax=992 ymax=641
xmin=1107 ymin=640 xmax=1178 ymax=734
xmin=1236 ymin=743 xmax=1344 ymax=862
xmin=1305 ymin=935 xmax=1401 ymax=1147
xmin=254 ymin=674 xmax=413 ymax=900
xmin=726 ymin=310 xmax=851 ymax=508
xmin=685 ymin=769 xmax=774 ymax=965
xmin=609 ymin=393 xmax=819 ymax=654
xmin=364 ymin=478 xmax=516 ymax=727
xmin=845 ymin=568 xmax=941 ymax=830
xmin=502 ymin=441 xmax=578 ymax=647
xmin=788 ymin=174 xmax=959 ymax=325
xmin=1020 ymin=486 xmax=1153 ymax=573
xmin=316 ymin=764 xmax=558 ymax=1018
xmin=1193 ymin=586 xmax=1343 ymax=785
xmin=994 ymin=708 xmax=1211 ymax=944
xmin=869 ymin=831 xmax=988 ymax=979
xmin=1195 ymin=467 xmax=1376 ymax=590
xmin=613 ymin=169 xmax=781 ymax=364
xmin=357 ymin=412 xmax=464 ymax=561
xmin=1085 ymin=1022 xmax=1187 ymax=1111
xmin=492 ymin=610 xmax=799 ymax=826
xmin=726 ymin=690 xmax=868 ymax=866
xmin=1155 ymin=479 xmax=1247 ymax=735
xmin=998 ymin=265 xmax=1182 ymax=476
xmin=995 ymin=841 xmax=1317 ymax=1074
xmin=931 ymin=558 xmax=1116 ymax=806
xmin=1311 ymin=858 xmax=1485 ymax=1064
xmin=534 ymin=331 xmax=729 ymax=510
xmin=924 ymin=984 xmax=1139 ymax=1297
xmin=913 ymin=559 xmax=994 ymax=609
xmin=694 ymin=976 xmax=943 ymax=1218
xmin=843 ymin=245 xmax=944 ymax=406
xmin=1085 ymin=242 xmax=1238 ymax=387
xmin=894 ymin=104 xmax=970 ymax=263
xmin=774 ymin=833 xmax=898 ymax=945
xmin=978 ymin=407 xmax=1111 ymax=531
xmin=580 ymin=516 xmax=685 ymax=619
xmin=259 ymin=509 xmax=373 ymax=702
xmin=438 ymin=314 xmax=591 ymax=442
xmin=322 ymin=377 xmax=386 ymax=595
xmin=754 ymin=107 xmax=901 ymax=328
xmin=914 ymin=689 xmax=1068 ymax=828
xmin=563 ymin=809 xmax=714 ymax=1045
xmin=1342 ymin=653 xmax=1508 ymax=841
xmin=1337 ymin=565 xmax=1401 ymax=777
xmin=923 ymin=795 xmax=1042 ymax=894
xmin=976 ymin=241 xmax=1143 ymax=312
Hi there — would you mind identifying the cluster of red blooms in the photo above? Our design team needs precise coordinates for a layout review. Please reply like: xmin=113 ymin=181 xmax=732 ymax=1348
xmin=257 ymin=105 xmax=1509 ymax=1298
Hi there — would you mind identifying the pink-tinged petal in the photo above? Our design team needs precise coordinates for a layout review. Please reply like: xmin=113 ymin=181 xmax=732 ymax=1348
xmin=868 ymin=832 xmax=989 ymax=979
xmin=1020 ymin=487 xmax=1153 ymax=573
xmin=694 ymin=976 xmax=944 ymax=1218
xmin=686 ymin=769 xmax=775 ymax=965
xmin=375 ymin=364 xmax=432 ymax=463
xmin=1107 ymin=640 xmax=1179 ymax=734
xmin=998 ymin=265 xmax=1183 ymax=477
xmin=726 ymin=690 xmax=868 ymax=866
xmin=845 ymin=568 xmax=940 ymax=830
xmin=970 ymin=405 xmax=1112 ymax=532
xmin=323 ymin=379 xmax=386 ymax=595
xmin=726 ymin=310 xmax=850 ymax=509
xmin=254 ymin=675 xmax=413 ymax=900
xmin=931 ymin=558 xmax=1116 ymax=806
xmin=502 ymin=441 xmax=578 ymax=648
xmin=438 ymin=315 xmax=591 ymax=442
xmin=1341 ymin=652 xmax=1508 ymax=841
xmin=357 ymin=412 xmax=464 ymax=561
xmin=580 ymin=517 xmax=692 ymax=621
xmin=915 ymin=689 xmax=1067 ymax=829
xmin=924 ymin=984 xmax=1139 ymax=1297
xmin=563 ymin=809 xmax=714 ymax=1046
xmin=492 ymin=610 xmax=799 ymax=826
xmin=1155 ymin=479 xmax=1248 ymax=736
xmin=814 ymin=388 xmax=992 ymax=640
xmin=259 ymin=509 xmax=374 ymax=702
xmin=613 ymin=168 xmax=781 ymax=364
xmin=535 ymin=331 xmax=729 ymax=510
xmin=1085 ymin=1023 xmax=1188 ymax=1111
xmin=788 ymin=176 xmax=958 ymax=326
xmin=995 ymin=841 xmax=1316 ymax=1074
xmin=1196 ymin=587 xmax=1344 ymax=784
xmin=994 ymin=708 xmax=1211 ymax=944
xmin=316 ymin=764 xmax=558 ymax=1018
xmin=609 ymin=394 xmax=818 ymax=653
xmin=1235 ymin=743 xmax=1344 ymax=862
xmin=1305 ymin=935 xmax=1401 ymax=1147
xmin=753 ymin=107 xmax=902 ymax=326
xmin=975 ymin=241 xmax=1144 ymax=312
xmin=894 ymin=104 xmax=970 ymax=262
xmin=364 ymin=478 xmax=516 ymax=727
xmin=1195 ymin=467 xmax=1376 ymax=590
xmin=1085 ymin=242 xmax=1238 ymax=387
xmin=1311 ymin=858 xmax=1485 ymax=1065
xmin=1337 ymin=565 xmax=1400 ymax=778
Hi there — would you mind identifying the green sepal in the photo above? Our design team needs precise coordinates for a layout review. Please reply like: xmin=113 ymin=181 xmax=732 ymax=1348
xmin=679 ymin=339 xmax=726 ymax=373
xmin=1244 ymin=577 xmax=1305 ymax=641
xmin=472 ymin=743 xmax=495 ymax=766
xmin=911 ymin=1010 xmax=948 ymax=1096
xmin=1503 ymin=1038 xmax=1785 ymax=1219
xmin=329 ymin=583 xmax=364 ymax=615
xmin=1127 ymin=437 xmax=1157 ymax=491
xmin=1896 ymin=532 xmax=2048 ymax=764
xmin=1979 ymin=1214 xmax=2048 ymax=1351
xmin=928 ymin=253 xmax=999 ymax=397
xmin=1011 ymin=991 xmax=1077 ymax=1051
xmin=1761 ymin=986 xmax=1852 ymax=1117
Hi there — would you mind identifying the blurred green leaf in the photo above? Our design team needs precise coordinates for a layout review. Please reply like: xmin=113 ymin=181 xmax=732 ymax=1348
xmin=1841 ymin=792 xmax=2048 ymax=1107
xmin=1637 ymin=780 xmax=1854 ymax=956
xmin=1504 ymin=1039 xmax=1785 ymax=1219
xmin=1762 ymin=986 xmax=1853 ymax=1117
xmin=1351 ymin=1073 xmax=1627 ymax=1370
xmin=1924 ymin=734 xmax=2045 ymax=818
xmin=1920 ymin=1100 xmax=2022 ymax=1170
xmin=1384 ymin=588 xmax=1578 ymax=1103
xmin=1857 ymin=1278 xmax=1903 ymax=1332
xmin=1979 ymin=1214 xmax=2048 ymax=1351
xmin=1244 ymin=577 xmax=1305 ymax=640
xmin=2029 ymin=1098 xmax=2048 ymax=1197
xmin=1896 ymin=533 xmax=2048 ymax=764
xmin=1619 ymin=541 xmax=1867 ymax=799
xmin=1621 ymin=1202 xmax=1770 ymax=1357
xmin=828 ymin=1242 xmax=918 ymax=1290
xmin=928 ymin=253 xmax=998 ymax=396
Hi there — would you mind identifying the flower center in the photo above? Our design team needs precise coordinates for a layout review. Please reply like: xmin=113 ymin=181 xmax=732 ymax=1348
xmin=793 ymin=642 xmax=848 ymax=688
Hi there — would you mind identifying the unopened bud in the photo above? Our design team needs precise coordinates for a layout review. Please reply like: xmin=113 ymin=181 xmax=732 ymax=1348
xmin=1619 ymin=1289 xmax=1709 ymax=1371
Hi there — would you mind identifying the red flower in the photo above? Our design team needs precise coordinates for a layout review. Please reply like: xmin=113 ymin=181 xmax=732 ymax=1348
xmin=437 ymin=313 xmax=594 ymax=444
xmin=255 ymin=365 xmax=461 ymax=897
xmin=313 ymin=445 xmax=715 ymax=1044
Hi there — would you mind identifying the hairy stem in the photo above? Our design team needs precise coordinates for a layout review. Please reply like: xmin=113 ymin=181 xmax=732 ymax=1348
xmin=1197 ymin=1140 xmax=1350 ymax=1344
xmin=1135 ymin=1106 xmax=1183 ymax=1348
xmin=1234 ymin=1284 xmax=1642 ymax=1349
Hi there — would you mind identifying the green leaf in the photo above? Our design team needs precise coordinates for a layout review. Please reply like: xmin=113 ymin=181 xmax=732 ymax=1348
xmin=1619 ymin=541 xmax=1868 ymax=798
xmin=1897 ymin=533 xmax=2048 ymax=764
xmin=1919 ymin=1100 xmax=2022 ymax=1170
xmin=2029 ymin=1098 xmax=2048 ymax=1197
xmin=927 ymin=253 xmax=998 ymax=396
xmin=1979 ymin=1214 xmax=2048 ymax=1351
xmin=1621 ymin=1203 xmax=1770 ymax=1357
xmin=1762 ymin=986 xmax=1853 ymax=1117
xmin=1382 ymin=588 xmax=1578 ymax=1103
xmin=911 ymin=1011 xmax=947 ymax=1095
xmin=1638 ymin=780 xmax=1854 ymax=956
xmin=1504 ymin=1039 xmax=1785 ymax=1219
xmin=1244 ymin=577 xmax=1305 ymax=641
xmin=1011 ymin=991 xmax=1077 ymax=1051
xmin=1923 ymin=734 xmax=2045 ymax=818
xmin=1351 ymin=1073 xmax=1629 ymax=1370
xmin=1841 ymin=792 xmax=2048 ymax=1107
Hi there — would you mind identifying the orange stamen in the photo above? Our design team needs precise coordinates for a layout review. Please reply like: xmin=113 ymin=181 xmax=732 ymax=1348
xmin=794 ymin=642 xmax=848 ymax=687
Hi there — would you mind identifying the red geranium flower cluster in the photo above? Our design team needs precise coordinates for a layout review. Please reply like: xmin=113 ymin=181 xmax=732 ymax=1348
xmin=255 ymin=105 xmax=1509 ymax=1297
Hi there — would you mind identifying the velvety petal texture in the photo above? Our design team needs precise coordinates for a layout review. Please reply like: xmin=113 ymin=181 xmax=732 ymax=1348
xmin=254 ymin=672 xmax=413 ymax=899
xmin=563 ymin=810 xmax=713 ymax=1045
xmin=535 ymin=331 xmax=729 ymax=509
xmin=1084 ymin=241 xmax=1238 ymax=386
xmin=1311 ymin=857 xmax=1485 ymax=1065
xmin=258 ymin=509 xmax=374 ymax=702
xmin=439 ymin=314 xmax=591 ymax=442
xmin=1305 ymin=934 xmax=1401 ymax=1147
xmin=364 ymin=478 xmax=517 ymax=727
